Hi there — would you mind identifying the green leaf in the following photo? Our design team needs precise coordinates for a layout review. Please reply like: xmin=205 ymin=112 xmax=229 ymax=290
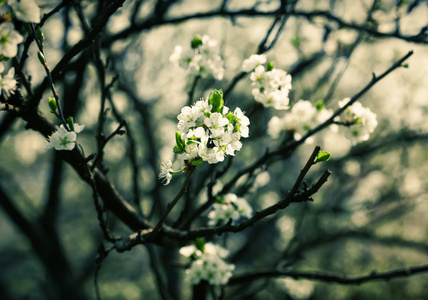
xmin=208 ymin=89 xmax=224 ymax=113
xmin=315 ymin=99 xmax=325 ymax=111
xmin=291 ymin=33 xmax=301 ymax=48
xmin=194 ymin=237 xmax=206 ymax=252
xmin=191 ymin=35 xmax=203 ymax=49
xmin=267 ymin=62 xmax=274 ymax=71
xmin=315 ymin=150 xmax=331 ymax=163
xmin=191 ymin=159 xmax=203 ymax=166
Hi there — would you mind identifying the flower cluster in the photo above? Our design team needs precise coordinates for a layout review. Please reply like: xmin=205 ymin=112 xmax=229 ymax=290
xmin=208 ymin=193 xmax=253 ymax=226
xmin=338 ymin=98 xmax=378 ymax=145
xmin=268 ymin=100 xmax=333 ymax=141
xmin=242 ymin=54 xmax=292 ymax=110
xmin=0 ymin=62 xmax=17 ymax=99
xmin=175 ymin=89 xmax=249 ymax=165
xmin=170 ymin=34 xmax=225 ymax=80
xmin=45 ymin=123 xmax=84 ymax=151
xmin=180 ymin=242 xmax=235 ymax=286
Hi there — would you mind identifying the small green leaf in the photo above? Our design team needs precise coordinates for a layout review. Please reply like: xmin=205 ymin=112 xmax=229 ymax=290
xmin=194 ymin=237 xmax=206 ymax=252
xmin=266 ymin=62 xmax=274 ymax=71
xmin=403 ymin=63 xmax=409 ymax=68
xmin=208 ymin=89 xmax=224 ymax=113
xmin=48 ymin=97 xmax=57 ymax=113
xmin=191 ymin=35 xmax=203 ymax=49
xmin=315 ymin=99 xmax=325 ymax=111
xmin=292 ymin=34 xmax=301 ymax=48
xmin=315 ymin=150 xmax=331 ymax=163
xmin=191 ymin=159 xmax=203 ymax=166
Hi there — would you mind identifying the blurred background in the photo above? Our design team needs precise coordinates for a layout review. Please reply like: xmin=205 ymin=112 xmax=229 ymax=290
xmin=0 ymin=0 xmax=428 ymax=299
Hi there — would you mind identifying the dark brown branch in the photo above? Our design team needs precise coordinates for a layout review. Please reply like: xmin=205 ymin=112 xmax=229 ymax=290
xmin=159 ymin=152 xmax=331 ymax=241
xmin=229 ymin=264 xmax=428 ymax=285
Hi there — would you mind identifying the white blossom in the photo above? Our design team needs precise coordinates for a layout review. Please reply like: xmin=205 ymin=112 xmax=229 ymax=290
xmin=180 ymin=242 xmax=235 ymax=286
xmin=338 ymin=98 xmax=378 ymax=145
xmin=249 ymin=64 xmax=292 ymax=110
xmin=8 ymin=0 xmax=41 ymax=24
xmin=0 ymin=22 xmax=24 ymax=58
xmin=0 ymin=63 xmax=17 ymax=99
xmin=158 ymin=160 xmax=173 ymax=185
xmin=267 ymin=100 xmax=333 ymax=141
xmin=170 ymin=35 xmax=224 ymax=80
xmin=175 ymin=93 xmax=249 ymax=164
xmin=45 ymin=127 xmax=77 ymax=151
xmin=208 ymin=193 xmax=253 ymax=225
xmin=44 ymin=123 xmax=84 ymax=151
xmin=241 ymin=54 xmax=267 ymax=72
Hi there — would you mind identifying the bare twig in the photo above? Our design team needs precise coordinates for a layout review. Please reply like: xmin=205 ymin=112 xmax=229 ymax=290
xmin=149 ymin=167 xmax=196 ymax=241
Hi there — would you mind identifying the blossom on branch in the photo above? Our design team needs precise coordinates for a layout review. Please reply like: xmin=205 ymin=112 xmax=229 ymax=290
xmin=0 ymin=62 xmax=17 ymax=99
xmin=338 ymin=98 xmax=378 ymax=145
xmin=180 ymin=242 xmax=235 ymax=286
xmin=241 ymin=54 xmax=267 ymax=72
xmin=0 ymin=22 xmax=24 ymax=58
xmin=174 ymin=90 xmax=249 ymax=165
xmin=208 ymin=193 xmax=253 ymax=226
xmin=245 ymin=55 xmax=292 ymax=110
xmin=268 ymin=100 xmax=333 ymax=141
xmin=45 ymin=123 xmax=84 ymax=151
xmin=169 ymin=34 xmax=225 ymax=80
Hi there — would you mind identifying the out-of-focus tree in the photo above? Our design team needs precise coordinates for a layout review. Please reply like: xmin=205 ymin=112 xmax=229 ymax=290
xmin=0 ymin=0 xmax=428 ymax=299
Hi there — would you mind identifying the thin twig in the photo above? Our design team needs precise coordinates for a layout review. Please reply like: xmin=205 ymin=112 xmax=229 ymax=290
xmin=149 ymin=167 xmax=196 ymax=241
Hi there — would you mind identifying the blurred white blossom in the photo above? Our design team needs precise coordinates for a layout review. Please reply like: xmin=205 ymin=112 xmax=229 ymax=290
xmin=0 ymin=62 xmax=17 ymax=99
xmin=267 ymin=100 xmax=333 ymax=141
xmin=208 ymin=193 xmax=253 ymax=225
xmin=338 ymin=98 xmax=378 ymax=145
xmin=241 ymin=54 xmax=267 ymax=72
xmin=0 ymin=22 xmax=24 ymax=58
xmin=169 ymin=34 xmax=224 ymax=80
xmin=8 ymin=0 xmax=41 ymax=23
xmin=180 ymin=242 xmax=235 ymax=286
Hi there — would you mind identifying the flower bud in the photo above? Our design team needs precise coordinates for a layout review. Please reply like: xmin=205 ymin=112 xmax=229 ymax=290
xmin=48 ymin=97 xmax=57 ymax=113
xmin=36 ymin=27 xmax=44 ymax=45
xmin=66 ymin=116 xmax=74 ymax=131
xmin=37 ymin=51 xmax=46 ymax=66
